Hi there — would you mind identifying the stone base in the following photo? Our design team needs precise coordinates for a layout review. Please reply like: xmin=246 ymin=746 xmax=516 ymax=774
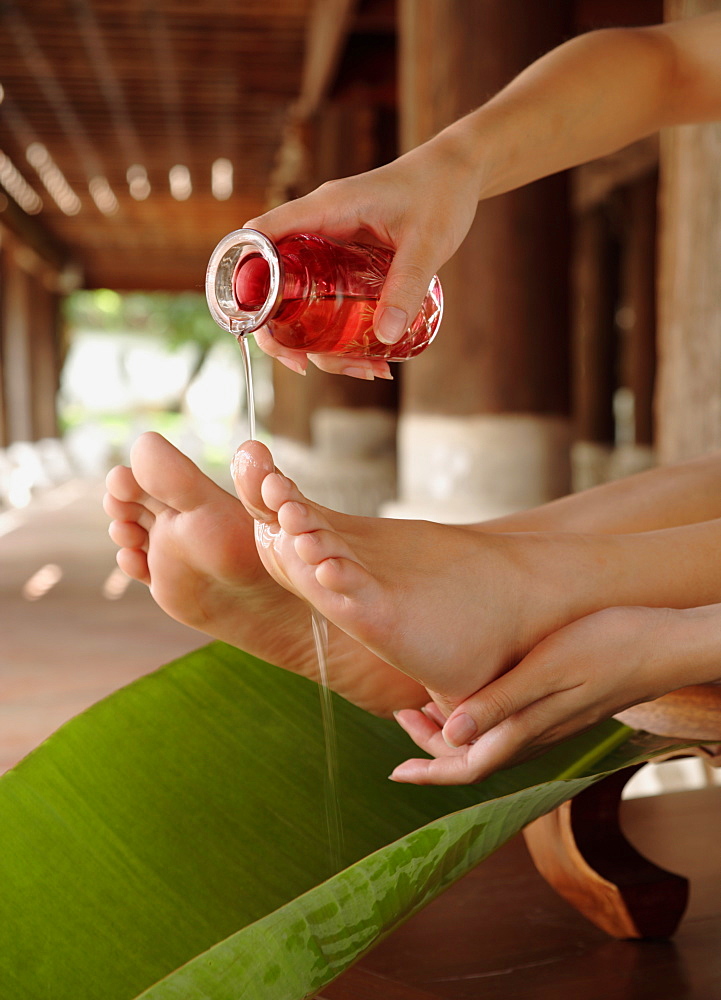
xmin=572 ymin=441 xmax=656 ymax=493
xmin=271 ymin=407 xmax=397 ymax=517
xmin=382 ymin=413 xmax=572 ymax=523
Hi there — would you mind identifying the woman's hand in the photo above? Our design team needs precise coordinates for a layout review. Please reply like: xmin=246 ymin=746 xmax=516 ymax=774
xmin=390 ymin=604 xmax=715 ymax=785
xmin=243 ymin=134 xmax=481 ymax=378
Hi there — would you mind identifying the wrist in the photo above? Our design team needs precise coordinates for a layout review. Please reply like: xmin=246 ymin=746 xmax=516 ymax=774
xmin=643 ymin=604 xmax=721 ymax=693
xmin=425 ymin=115 xmax=501 ymax=203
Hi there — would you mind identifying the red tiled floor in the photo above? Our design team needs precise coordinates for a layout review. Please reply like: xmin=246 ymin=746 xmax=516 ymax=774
xmin=0 ymin=479 xmax=204 ymax=773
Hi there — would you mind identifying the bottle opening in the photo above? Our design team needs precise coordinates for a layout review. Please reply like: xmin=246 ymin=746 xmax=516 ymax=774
xmin=206 ymin=228 xmax=281 ymax=336
xmin=233 ymin=253 xmax=271 ymax=311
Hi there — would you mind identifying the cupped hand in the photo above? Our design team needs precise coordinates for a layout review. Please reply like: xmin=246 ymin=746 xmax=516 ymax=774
xmin=390 ymin=605 xmax=683 ymax=785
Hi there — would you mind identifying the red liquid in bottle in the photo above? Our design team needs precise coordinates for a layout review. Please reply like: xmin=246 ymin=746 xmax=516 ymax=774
xmin=232 ymin=234 xmax=442 ymax=361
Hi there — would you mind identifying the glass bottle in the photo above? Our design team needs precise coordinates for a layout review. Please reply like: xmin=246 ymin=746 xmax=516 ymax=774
xmin=205 ymin=228 xmax=443 ymax=360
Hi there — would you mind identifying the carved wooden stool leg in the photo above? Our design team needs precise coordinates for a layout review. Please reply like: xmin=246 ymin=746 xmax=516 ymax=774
xmin=524 ymin=684 xmax=721 ymax=939
xmin=523 ymin=765 xmax=689 ymax=939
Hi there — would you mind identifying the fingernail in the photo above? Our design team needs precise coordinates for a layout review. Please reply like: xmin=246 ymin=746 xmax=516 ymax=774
xmin=376 ymin=306 xmax=408 ymax=345
xmin=341 ymin=366 xmax=374 ymax=380
xmin=443 ymin=713 xmax=477 ymax=749
xmin=277 ymin=356 xmax=307 ymax=375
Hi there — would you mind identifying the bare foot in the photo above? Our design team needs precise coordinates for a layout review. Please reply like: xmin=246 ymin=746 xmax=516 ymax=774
xmin=104 ymin=432 xmax=427 ymax=716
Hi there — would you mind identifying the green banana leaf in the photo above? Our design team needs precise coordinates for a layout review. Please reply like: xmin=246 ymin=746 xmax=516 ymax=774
xmin=0 ymin=642 xmax=684 ymax=1000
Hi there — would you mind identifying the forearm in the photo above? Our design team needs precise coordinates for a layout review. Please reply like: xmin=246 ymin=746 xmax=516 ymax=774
xmin=571 ymin=517 xmax=721 ymax=622
xmin=660 ymin=604 xmax=721 ymax=688
xmin=434 ymin=14 xmax=721 ymax=203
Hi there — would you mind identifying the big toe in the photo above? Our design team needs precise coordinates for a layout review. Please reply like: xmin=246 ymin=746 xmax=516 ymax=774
xmin=130 ymin=431 xmax=221 ymax=513
xmin=232 ymin=439 xmax=277 ymax=519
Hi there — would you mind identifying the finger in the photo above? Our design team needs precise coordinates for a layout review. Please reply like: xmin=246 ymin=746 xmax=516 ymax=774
xmin=310 ymin=353 xmax=394 ymax=380
xmin=252 ymin=328 xmax=308 ymax=375
xmin=393 ymin=708 xmax=461 ymax=758
xmin=243 ymin=178 xmax=369 ymax=243
xmin=254 ymin=329 xmax=388 ymax=381
xmin=307 ymin=353 xmax=376 ymax=379
xmin=389 ymin=751 xmax=489 ymax=786
xmin=441 ymin=655 xmax=568 ymax=748
xmin=374 ymin=236 xmax=439 ymax=346
xmin=422 ymin=700 xmax=448 ymax=727
xmin=390 ymin=712 xmax=547 ymax=785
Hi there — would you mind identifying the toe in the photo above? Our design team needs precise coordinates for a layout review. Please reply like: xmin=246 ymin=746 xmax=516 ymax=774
xmin=314 ymin=555 xmax=376 ymax=597
xmin=293 ymin=527 xmax=357 ymax=567
xmin=116 ymin=548 xmax=150 ymax=584
xmin=232 ymin=439 xmax=276 ymax=519
xmin=105 ymin=464 xmax=144 ymax=504
xmin=109 ymin=520 xmax=148 ymax=550
xmin=131 ymin=432 xmax=222 ymax=514
xmin=276 ymin=497 xmax=334 ymax=537
xmin=260 ymin=472 xmax=302 ymax=516
xmin=103 ymin=491 xmax=153 ymax=530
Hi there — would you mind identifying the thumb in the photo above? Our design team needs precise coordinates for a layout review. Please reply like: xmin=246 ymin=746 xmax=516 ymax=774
xmin=374 ymin=242 xmax=440 ymax=345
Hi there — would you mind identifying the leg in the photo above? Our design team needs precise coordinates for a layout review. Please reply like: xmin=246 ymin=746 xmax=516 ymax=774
xmin=481 ymin=449 xmax=721 ymax=535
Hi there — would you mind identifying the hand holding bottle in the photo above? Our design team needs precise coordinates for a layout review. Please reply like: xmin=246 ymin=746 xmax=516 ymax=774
xmin=243 ymin=136 xmax=481 ymax=379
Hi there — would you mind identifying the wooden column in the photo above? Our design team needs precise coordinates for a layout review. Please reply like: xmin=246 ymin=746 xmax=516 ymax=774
xmin=572 ymin=205 xmax=618 ymax=449
xmin=270 ymin=84 xmax=402 ymax=514
xmin=271 ymin=95 xmax=398 ymax=446
xmin=391 ymin=0 xmax=572 ymax=521
xmin=0 ymin=243 xmax=7 ymax=448
xmin=30 ymin=284 xmax=62 ymax=440
xmin=619 ymin=172 xmax=658 ymax=450
xmin=0 ymin=239 xmax=35 ymax=444
xmin=656 ymin=0 xmax=721 ymax=463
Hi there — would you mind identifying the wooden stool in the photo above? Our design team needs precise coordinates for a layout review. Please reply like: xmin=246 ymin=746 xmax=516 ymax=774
xmin=523 ymin=684 xmax=721 ymax=939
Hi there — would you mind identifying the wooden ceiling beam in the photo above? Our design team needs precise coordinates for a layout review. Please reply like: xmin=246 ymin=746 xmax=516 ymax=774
xmin=0 ymin=195 xmax=72 ymax=274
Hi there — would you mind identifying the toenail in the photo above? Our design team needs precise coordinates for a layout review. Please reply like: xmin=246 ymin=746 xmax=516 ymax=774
xmin=443 ymin=713 xmax=477 ymax=748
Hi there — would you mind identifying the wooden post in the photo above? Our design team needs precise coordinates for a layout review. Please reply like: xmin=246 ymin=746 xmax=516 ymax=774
xmin=270 ymin=94 xmax=400 ymax=514
xmin=390 ymin=0 xmax=572 ymax=521
xmin=574 ymin=207 xmax=618 ymax=448
xmin=620 ymin=172 xmax=657 ymax=451
xmin=270 ymin=95 xmax=398 ymax=448
xmin=656 ymin=0 xmax=721 ymax=462
xmin=0 ymin=242 xmax=7 ymax=448
xmin=0 ymin=238 xmax=35 ymax=443
xmin=30 ymin=284 xmax=62 ymax=440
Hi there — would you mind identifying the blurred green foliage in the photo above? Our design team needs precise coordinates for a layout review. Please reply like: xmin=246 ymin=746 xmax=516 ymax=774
xmin=63 ymin=289 xmax=224 ymax=351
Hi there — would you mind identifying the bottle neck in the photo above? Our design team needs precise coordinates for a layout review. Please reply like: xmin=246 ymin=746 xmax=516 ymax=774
xmin=205 ymin=228 xmax=284 ymax=337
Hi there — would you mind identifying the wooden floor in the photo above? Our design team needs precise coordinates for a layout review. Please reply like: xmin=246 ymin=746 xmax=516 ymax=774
xmin=3 ymin=481 xmax=720 ymax=998
xmin=322 ymin=785 xmax=721 ymax=1000
xmin=0 ymin=478 xmax=203 ymax=773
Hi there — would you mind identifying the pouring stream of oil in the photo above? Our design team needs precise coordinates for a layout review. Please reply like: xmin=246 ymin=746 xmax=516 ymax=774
xmin=238 ymin=334 xmax=344 ymax=874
